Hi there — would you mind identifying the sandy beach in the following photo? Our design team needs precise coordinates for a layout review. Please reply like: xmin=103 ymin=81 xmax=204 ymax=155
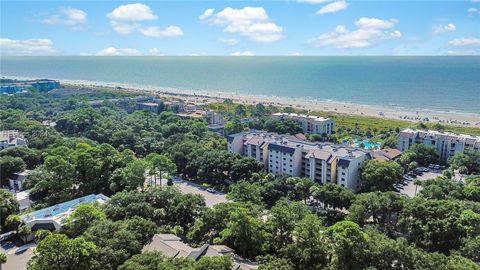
xmin=4 ymin=75 xmax=480 ymax=127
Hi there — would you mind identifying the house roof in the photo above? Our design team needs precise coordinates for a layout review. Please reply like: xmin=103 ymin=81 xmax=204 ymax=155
xmin=21 ymin=194 xmax=109 ymax=222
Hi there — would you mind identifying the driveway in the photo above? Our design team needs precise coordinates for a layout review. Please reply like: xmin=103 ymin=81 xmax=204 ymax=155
xmin=399 ymin=171 xmax=443 ymax=198
xmin=158 ymin=177 xmax=228 ymax=207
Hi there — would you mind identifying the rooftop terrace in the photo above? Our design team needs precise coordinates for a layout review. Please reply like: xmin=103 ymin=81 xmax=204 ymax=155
xmin=21 ymin=194 xmax=109 ymax=222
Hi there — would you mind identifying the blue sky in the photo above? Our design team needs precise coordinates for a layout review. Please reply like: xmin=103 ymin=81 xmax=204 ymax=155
xmin=1 ymin=0 xmax=479 ymax=56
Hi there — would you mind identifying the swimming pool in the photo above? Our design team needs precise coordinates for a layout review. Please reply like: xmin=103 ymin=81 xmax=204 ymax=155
xmin=355 ymin=140 xmax=381 ymax=149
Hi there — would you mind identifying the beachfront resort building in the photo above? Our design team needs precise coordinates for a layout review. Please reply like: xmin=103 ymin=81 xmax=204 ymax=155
xmin=19 ymin=194 xmax=109 ymax=242
xmin=143 ymin=234 xmax=257 ymax=269
xmin=397 ymin=129 xmax=480 ymax=162
xmin=0 ymin=130 xmax=28 ymax=150
xmin=228 ymin=131 xmax=371 ymax=190
xmin=272 ymin=113 xmax=335 ymax=135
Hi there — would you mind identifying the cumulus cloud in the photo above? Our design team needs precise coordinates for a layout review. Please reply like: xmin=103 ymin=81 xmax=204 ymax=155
xmin=468 ymin=7 xmax=480 ymax=15
xmin=308 ymin=17 xmax=401 ymax=49
xmin=218 ymin=38 xmax=239 ymax=46
xmin=139 ymin=26 xmax=183 ymax=37
xmin=42 ymin=7 xmax=87 ymax=31
xmin=433 ymin=23 xmax=456 ymax=34
xmin=107 ymin=3 xmax=182 ymax=38
xmin=230 ymin=51 xmax=255 ymax=56
xmin=449 ymin=37 xmax=480 ymax=47
xmin=446 ymin=49 xmax=478 ymax=55
xmin=148 ymin=48 xmax=164 ymax=56
xmin=96 ymin=47 xmax=142 ymax=56
xmin=0 ymin=38 xmax=58 ymax=55
xmin=107 ymin=3 xmax=157 ymax=21
xmin=200 ymin=7 xmax=284 ymax=43
xmin=286 ymin=52 xmax=304 ymax=56
xmin=317 ymin=1 xmax=349 ymax=15
xmin=199 ymin=8 xmax=215 ymax=20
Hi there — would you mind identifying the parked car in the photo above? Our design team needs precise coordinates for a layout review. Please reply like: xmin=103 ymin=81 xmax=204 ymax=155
xmin=0 ymin=231 xmax=15 ymax=242
xmin=434 ymin=165 xmax=440 ymax=170
xmin=206 ymin=187 xmax=216 ymax=193
xmin=428 ymin=164 xmax=434 ymax=169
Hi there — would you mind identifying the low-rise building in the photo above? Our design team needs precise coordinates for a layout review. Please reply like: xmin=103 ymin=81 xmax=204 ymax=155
xmin=397 ymin=129 xmax=480 ymax=162
xmin=19 ymin=194 xmax=109 ymax=242
xmin=228 ymin=131 xmax=371 ymax=191
xmin=208 ymin=124 xmax=225 ymax=136
xmin=272 ymin=113 xmax=335 ymax=135
xmin=205 ymin=110 xmax=224 ymax=125
xmin=8 ymin=171 xmax=31 ymax=191
xmin=143 ymin=234 xmax=257 ymax=269
xmin=0 ymin=130 xmax=27 ymax=150
xmin=136 ymin=102 xmax=162 ymax=114
xmin=373 ymin=148 xmax=402 ymax=162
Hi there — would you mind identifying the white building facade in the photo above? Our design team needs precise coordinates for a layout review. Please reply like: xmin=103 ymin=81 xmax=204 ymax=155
xmin=228 ymin=131 xmax=371 ymax=191
xmin=397 ymin=129 xmax=480 ymax=162
xmin=272 ymin=113 xmax=335 ymax=135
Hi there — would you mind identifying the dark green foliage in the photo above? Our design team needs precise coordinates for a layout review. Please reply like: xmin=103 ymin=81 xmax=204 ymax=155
xmin=450 ymin=149 xmax=480 ymax=174
xmin=0 ymin=190 xmax=19 ymax=231
xmin=28 ymin=234 xmax=96 ymax=270
xmin=361 ymin=160 xmax=403 ymax=192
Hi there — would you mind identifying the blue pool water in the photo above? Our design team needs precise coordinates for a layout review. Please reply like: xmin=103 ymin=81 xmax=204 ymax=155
xmin=355 ymin=140 xmax=382 ymax=149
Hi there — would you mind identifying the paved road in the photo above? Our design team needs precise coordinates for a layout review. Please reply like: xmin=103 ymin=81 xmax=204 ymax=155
xmin=158 ymin=177 xmax=228 ymax=207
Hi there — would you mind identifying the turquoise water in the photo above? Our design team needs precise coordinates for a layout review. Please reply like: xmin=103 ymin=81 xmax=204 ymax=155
xmin=355 ymin=140 xmax=382 ymax=150
xmin=1 ymin=56 xmax=479 ymax=114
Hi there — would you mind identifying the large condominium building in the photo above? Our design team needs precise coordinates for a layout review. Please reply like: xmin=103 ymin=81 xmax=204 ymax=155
xmin=397 ymin=129 xmax=480 ymax=162
xmin=0 ymin=130 xmax=27 ymax=150
xmin=228 ymin=131 xmax=371 ymax=191
xmin=272 ymin=113 xmax=335 ymax=135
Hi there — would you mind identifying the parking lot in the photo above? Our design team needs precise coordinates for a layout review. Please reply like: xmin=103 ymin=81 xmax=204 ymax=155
xmin=0 ymin=240 xmax=36 ymax=270
xmin=398 ymin=171 xmax=443 ymax=198
xmin=159 ymin=177 xmax=228 ymax=207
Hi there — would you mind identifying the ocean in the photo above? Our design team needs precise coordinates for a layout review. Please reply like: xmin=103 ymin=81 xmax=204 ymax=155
xmin=1 ymin=56 xmax=479 ymax=114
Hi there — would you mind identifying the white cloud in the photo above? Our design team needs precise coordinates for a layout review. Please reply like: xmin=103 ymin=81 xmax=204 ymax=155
xmin=230 ymin=51 xmax=255 ymax=56
xmin=42 ymin=7 xmax=87 ymax=31
xmin=107 ymin=3 xmax=157 ymax=22
xmin=446 ymin=49 xmax=478 ymax=55
xmin=317 ymin=1 xmax=349 ymax=15
xmin=199 ymin=8 xmax=215 ymax=20
xmin=107 ymin=3 xmax=182 ymax=38
xmin=286 ymin=52 xmax=304 ymax=56
xmin=297 ymin=0 xmax=332 ymax=4
xmin=355 ymin=17 xmax=398 ymax=29
xmin=189 ymin=52 xmax=207 ymax=56
xmin=468 ymin=7 xmax=480 ymax=15
xmin=218 ymin=38 xmax=239 ymax=46
xmin=308 ymin=17 xmax=401 ymax=49
xmin=433 ymin=23 xmax=456 ymax=34
xmin=139 ymin=26 xmax=183 ymax=37
xmin=200 ymin=7 xmax=284 ymax=43
xmin=0 ymin=38 xmax=58 ymax=55
xmin=96 ymin=47 xmax=142 ymax=56
xmin=449 ymin=37 xmax=480 ymax=47
xmin=148 ymin=48 xmax=164 ymax=56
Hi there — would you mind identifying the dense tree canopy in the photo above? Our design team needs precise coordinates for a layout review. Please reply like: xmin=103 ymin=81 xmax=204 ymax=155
xmin=361 ymin=160 xmax=403 ymax=192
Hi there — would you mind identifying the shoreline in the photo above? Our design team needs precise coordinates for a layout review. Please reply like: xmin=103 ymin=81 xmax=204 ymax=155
xmin=3 ymin=75 xmax=480 ymax=127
